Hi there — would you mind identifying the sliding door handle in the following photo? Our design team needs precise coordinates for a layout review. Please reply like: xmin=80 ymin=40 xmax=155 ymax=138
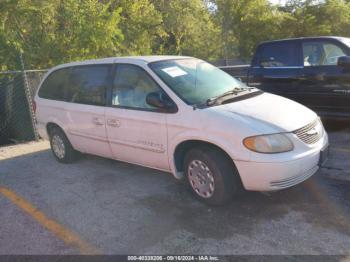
xmin=107 ymin=119 xmax=120 ymax=127
xmin=92 ymin=117 xmax=104 ymax=126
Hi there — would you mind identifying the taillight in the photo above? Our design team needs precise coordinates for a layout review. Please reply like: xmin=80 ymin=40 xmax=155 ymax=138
xmin=33 ymin=101 xmax=36 ymax=113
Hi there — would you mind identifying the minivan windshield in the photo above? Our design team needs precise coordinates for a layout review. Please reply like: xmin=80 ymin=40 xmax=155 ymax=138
xmin=149 ymin=58 xmax=250 ymax=106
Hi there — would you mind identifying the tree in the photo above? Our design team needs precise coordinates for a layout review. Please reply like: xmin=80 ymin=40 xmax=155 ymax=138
xmin=0 ymin=0 xmax=123 ymax=70
xmin=53 ymin=0 xmax=123 ymax=62
xmin=1 ymin=0 xmax=350 ymax=69
xmin=110 ymin=0 xmax=165 ymax=55
xmin=214 ymin=0 xmax=288 ymax=60
xmin=312 ymin=0 xmax=350 ymax=36
xmin=151 ymin=0 xmax=221 ymax=60
xmin=278 ymin=0 xmax=350 ymax=37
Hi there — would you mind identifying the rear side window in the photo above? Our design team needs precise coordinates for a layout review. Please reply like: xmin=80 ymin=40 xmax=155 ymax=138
xmin=66 ymin=65 xmax=111 ymax=106
xmin=257 ymin=42 xmax=299 ymax=68
xmin=38 ymin=68 xmax=71 ymax=100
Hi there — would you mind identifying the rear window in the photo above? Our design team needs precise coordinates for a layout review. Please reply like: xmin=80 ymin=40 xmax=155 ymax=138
xmin=256 ymin=42 xmax=300 ymax=68
xmin=38 ymin=68 xmax=71 ymax=101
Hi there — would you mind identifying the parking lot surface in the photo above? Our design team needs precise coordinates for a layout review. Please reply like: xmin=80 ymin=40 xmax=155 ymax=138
xmin=0 ymin=120 xmax=349 ymax=255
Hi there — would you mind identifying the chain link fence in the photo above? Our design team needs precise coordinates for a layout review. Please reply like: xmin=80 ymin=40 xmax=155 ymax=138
xmin=0 ymin=70 xmax=47 ymax=146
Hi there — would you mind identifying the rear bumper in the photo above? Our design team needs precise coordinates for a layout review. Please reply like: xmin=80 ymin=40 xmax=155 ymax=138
xmin=36 ymin=122 xmax=49 ymax=140
xmin=235 ymin=147 xmax=324 ymax=191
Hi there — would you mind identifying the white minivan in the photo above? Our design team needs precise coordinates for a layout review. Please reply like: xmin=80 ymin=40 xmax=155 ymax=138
xmin=35 ymin=56 xmax=329 ymax=205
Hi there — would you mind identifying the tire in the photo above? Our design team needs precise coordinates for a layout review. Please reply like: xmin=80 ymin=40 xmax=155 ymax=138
xmin=49 ymin=127 xmax=77 ymax=163
xmin=184 ymin=146 xmax=240 ymax=206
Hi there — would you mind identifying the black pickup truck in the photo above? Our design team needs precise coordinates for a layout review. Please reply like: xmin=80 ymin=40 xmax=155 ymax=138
xmin=220 ymin=36 xmax=350 ymax=118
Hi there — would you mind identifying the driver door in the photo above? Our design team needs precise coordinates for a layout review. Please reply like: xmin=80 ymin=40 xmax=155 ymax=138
xmin=105 ymin=63 xmax=171 ymax=171
xmin=298 ymin=39 xmax=350 ymax=115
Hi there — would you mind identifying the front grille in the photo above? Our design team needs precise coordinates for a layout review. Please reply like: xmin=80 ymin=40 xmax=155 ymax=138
xmin=270 ymin=165 xmax=319 ymax=189
xmin=293 ymin=119 xmax=323 ymax=144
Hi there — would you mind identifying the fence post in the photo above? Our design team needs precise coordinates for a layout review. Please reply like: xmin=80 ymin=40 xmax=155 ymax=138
xmin=20 ymin=53 xmax=39 ymax=141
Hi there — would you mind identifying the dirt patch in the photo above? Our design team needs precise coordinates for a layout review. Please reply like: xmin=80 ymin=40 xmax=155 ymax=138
xmin=0 ymin=140 xmax=49 ymax=160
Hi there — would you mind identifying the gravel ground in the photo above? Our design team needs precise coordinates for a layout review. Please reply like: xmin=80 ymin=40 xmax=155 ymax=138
xmin=0 ymin=121 xmax=349 ymax=255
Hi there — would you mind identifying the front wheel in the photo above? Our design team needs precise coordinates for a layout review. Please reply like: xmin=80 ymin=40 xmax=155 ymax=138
xmin=184 ymin=146 xmax=240 ymax=206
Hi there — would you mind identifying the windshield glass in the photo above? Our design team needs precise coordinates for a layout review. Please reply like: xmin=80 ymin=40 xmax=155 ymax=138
xmin=339 ymin=37 xmax=350 ymax=48
xmin=149 ymin=58 xmax=248 ymax=105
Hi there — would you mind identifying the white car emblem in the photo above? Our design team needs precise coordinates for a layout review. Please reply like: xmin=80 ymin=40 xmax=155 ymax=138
xmin=306 ymin=127 xmax=318 ymax=136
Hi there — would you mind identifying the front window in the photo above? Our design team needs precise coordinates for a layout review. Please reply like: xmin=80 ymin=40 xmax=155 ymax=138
xmin=149 ymin=59 xmax=248 ymax=105
xmin=112 ymin=64 xmax=164 ymax=110
xmin=303 ymin=41 xmax=347 ymax=66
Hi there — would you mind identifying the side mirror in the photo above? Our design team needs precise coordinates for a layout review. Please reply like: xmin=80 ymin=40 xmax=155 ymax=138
xmin=146 ymin=92 xmax=177 ymax=113
xmin=338 ymin=56 xmax=350 ymax=68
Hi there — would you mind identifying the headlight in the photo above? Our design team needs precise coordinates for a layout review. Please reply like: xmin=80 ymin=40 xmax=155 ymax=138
xmin=243 ymin=133 xmax=294 ymax=153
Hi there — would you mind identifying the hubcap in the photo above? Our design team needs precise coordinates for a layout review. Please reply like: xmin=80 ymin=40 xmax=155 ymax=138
xmin=52 ymin=135 xmax=65 ymax=159
xmin=188 ymin=160 xmax=215 ymax=198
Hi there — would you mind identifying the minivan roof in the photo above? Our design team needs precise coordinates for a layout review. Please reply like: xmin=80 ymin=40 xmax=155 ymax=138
xmin=51 ymin=55 xmax=191 ymax=71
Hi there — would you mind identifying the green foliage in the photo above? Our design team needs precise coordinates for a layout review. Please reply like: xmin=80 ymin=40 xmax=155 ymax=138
xmin=213 ymin=0 xmax=350 ymax=60
xmin=281 ymin=0 xmax=350 ymax=37
xmin=150 ymin=0 xmax=221 ymax=60
xmin=0 ymin=0 xmax=123 ymax=70
xmin=52 ymin=0 xmax=123 ymax=62
xmin=1 ymin=0 xmax=350 ymax=70
xmin=215 ymin=0 xmax=288 ymax=59
xmin=110 ymin=0 xmax=164 ymax=55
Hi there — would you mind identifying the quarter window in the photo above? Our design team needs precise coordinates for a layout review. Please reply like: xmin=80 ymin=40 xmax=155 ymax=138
xmin=258 ymin=42 xmax=299 ymax=68
xmin=38 ymin=68 xmax=71 ymax=100
xmin=303 ymin=41 xmax=347 ymax=66
xmin=67 ymin=65 xmax=110 ymax=106
xmin=112 ymin=64 xmax=162 ymax=109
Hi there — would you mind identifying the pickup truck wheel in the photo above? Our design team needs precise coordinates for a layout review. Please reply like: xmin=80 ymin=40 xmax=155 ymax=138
xmin=184 ymin=146 xmax=239 ymax=206
xmin=49 ymin=127 xmax=77 ymax=163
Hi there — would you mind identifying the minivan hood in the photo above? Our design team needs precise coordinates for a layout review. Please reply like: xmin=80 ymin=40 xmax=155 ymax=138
xmin=214 ymin=92 xmax=317 ymax=133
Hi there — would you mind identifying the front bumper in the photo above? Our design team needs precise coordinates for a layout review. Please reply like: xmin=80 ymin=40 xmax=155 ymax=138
xmin=235 ymin=142 xmax=328 ymax=191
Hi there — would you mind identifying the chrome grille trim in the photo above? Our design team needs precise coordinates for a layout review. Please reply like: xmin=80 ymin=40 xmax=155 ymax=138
xmin=270 ymin=165 xmax=319 ymax=189
xmin=293 ymin=119 xmax=323 ymax=144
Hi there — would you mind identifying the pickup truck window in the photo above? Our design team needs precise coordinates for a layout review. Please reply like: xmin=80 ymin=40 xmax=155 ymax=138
xmin=150 ymin=58 xmax=247 ymax=105
xmin=258 ymin=42 xmax=299 ymax=68
xmin=303 ymin=41 xmax=347 ymax=66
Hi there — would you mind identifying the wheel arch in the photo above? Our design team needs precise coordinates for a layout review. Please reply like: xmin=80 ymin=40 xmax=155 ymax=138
xmin=46 ymin=122 xmax=65 ymax=137
xmin=173 ymin=139 xmax=240 ymax=180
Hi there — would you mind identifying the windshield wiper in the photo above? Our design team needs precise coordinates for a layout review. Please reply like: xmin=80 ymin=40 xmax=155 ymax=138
xmin=206 ymin=88 xmax=247 ymax=106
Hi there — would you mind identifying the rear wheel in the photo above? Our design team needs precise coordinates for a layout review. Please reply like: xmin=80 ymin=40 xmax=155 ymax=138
xmin=49 ymin=127 xmax=77 ymax=163
xmin=184 ymin=146 xmax=240 ymax=205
